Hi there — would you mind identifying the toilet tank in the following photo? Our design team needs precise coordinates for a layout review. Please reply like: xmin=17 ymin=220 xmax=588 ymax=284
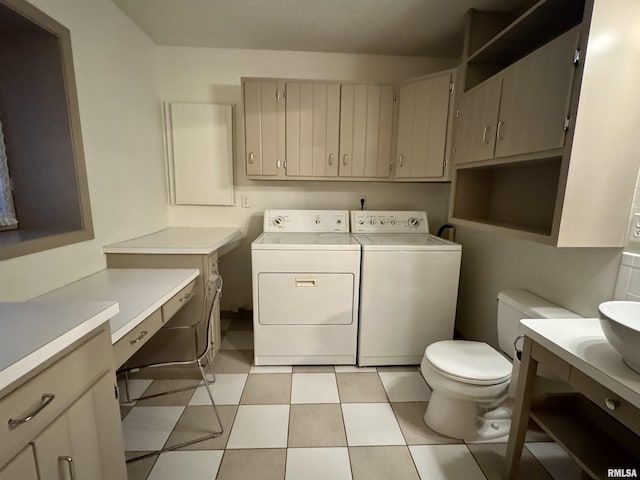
xmin=497 ymin=289 xmax=581 ymax=358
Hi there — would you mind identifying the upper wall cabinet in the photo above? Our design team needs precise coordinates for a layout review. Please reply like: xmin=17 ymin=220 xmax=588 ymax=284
xmin=243 ymin=79 xmax=286 ymax=177
xmin=396 ymin=71 xmax=454 ymax=180
xmin=450 ymin=0 xmax=640 ymax=247
xmin=339 ymin=84 xmax=394 ymax=178
xmin=164 ymin=102 xmax=234 ymax=205
xmin=285 ymin=82 xmax=340 ymax=177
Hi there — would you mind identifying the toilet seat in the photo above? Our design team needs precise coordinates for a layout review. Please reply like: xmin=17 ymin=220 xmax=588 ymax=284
xmin=425 ymin=340 xmax=512 ymax=386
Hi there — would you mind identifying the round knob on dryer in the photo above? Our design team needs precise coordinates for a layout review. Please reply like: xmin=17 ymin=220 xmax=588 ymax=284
xmin=315 ymin=217 xmax=321 ymax=225
xmin=408 ymin=217 xmax=420 ymax=228
xmin=273 ymin=216 xmax=285 ymax=227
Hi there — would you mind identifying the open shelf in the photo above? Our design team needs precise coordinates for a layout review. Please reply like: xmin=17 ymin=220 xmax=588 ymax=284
xmin=468 ymin=0 xmax=585 ymax=65
xmin=452 ymin=158 xmax=561 ymax=237
xmin=531 ymin=394 xmax=640 ymax=479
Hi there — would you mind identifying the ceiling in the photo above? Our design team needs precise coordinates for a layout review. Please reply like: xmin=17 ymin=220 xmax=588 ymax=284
xmin=112 ymin=0 xmax=524 ymax=57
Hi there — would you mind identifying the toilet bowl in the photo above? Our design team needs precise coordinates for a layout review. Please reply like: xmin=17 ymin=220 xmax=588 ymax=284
xmin=420 ymin=289 xmax=581 ymax=441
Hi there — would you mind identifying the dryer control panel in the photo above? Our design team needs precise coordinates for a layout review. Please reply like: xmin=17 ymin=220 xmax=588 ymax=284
xmin=351 ymin=211 xmax=429 ymax=233
xmin=264 ymin=210 xmax=350 ymax=233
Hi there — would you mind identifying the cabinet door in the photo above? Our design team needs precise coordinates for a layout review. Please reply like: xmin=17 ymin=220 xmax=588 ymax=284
xmin=33 ymin=374 xmax=126 ymax=480
xmin=495 ymin=27 xmax=579 ymax=158
xmin=168 ymin=103 xmax=234 ymax=205
xmin=285 ymin=82 xmax=340 ymax=177
xmin=244 ymin=79 xmax=285 ymax=177
xmin=396 ymin=72 xmax=452 ymax=178
xmin=454 ymin=75 xmax=502 ymax=164
xmin=0 ymin=446 xmax=38 ymax=480
xmin=339 ymin=84 xmax=394 ymax=178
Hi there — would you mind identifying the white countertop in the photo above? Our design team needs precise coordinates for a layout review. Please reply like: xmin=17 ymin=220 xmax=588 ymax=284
xmin=103 ymin=227 xmax=244 ymax=255
xmin=35 ymin=268 xmax=199 ymax=343
xmin=521 ymin=318 xmax=640 ymax=408
xmin=0 ymin=301 xmax=119 ymax=393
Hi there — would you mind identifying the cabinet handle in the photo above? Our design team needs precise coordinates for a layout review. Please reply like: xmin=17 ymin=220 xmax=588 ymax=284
xmin=248 ymin=152 xmax=255 ymax=164
xmin=58 ymin=456 xmax=76 ymax=480
xmin=343 ymin=154 xmax=348 ymax=166
xmin=179 ymin=292 xmax=191 ymax=302
xmin=605 ymin=398 xmax=620 ymax=411
xmin=8 ymin=393 xmax=55 ymax=429
xmin=130 ymin=330 xmax=148 ymax=345
xmin=399 ymin=154 xmax=404 ymax=167
xmin=328 ymin=153 xmax=335 ymax=166
xmin=276 ymin=159 xmax=282 ymax=169
xmin=497 ymin=121 xmax=505 ymax=140
xmin=482 ymin=126 xmax=491 ymax=144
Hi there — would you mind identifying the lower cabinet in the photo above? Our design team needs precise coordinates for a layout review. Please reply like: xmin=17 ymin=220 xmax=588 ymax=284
xmin=0 ymin=446 xmax=38 ymax=480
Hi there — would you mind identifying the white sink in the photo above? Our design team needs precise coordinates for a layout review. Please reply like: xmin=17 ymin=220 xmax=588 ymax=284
xmin=599 ymin=301 xmax=640 ymax=374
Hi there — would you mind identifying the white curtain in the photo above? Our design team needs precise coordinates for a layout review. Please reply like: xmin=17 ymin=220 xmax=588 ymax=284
xmin=0 ymin=113 xmax=18 ymax=230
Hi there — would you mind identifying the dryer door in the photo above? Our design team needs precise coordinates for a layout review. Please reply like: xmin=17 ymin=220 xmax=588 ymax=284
xmin=257 ymin=273 xmax=354 ymax=325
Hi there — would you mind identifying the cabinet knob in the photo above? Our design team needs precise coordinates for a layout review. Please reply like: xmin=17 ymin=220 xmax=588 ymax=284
xmin=497 ymin=121 xmax=505 ymax=140
xmin=343 ymin=154 xmax=348 ymax=166
xmin=248 ymin=152 xmax=255 ymax=164
xmin=482 ymin=126 xmax=491 ymax=144
xmin=605 ymin=398 xmax=620 ymax=411
xmin=328 ymin=154 xmax=335 ymax=166
xmin=276 ymin=159 xmax=282 ymax=169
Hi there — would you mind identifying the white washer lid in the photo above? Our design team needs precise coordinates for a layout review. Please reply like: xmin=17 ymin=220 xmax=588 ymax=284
xmin=425 ymin=341 xmax=512 ymax=385
xmin=353 ymin=234 xmax=461 ymax=251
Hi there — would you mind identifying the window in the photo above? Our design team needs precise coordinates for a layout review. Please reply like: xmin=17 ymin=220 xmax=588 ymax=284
xmin=0 ymin=0 xmax=93 ymax=260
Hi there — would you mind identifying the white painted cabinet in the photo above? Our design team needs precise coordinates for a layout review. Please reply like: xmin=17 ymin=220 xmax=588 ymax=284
xmin=165 ymin=102 xmax=234 ymax=205
xmin=0 ymin=447 xmax=38 ymax=480
xmin=396 ymin=71 xmax=454 ymax=179
xmin=243 ymin=79 xmax=286 ymax=177
xmin=339 ymin=84 xmax=394 ymax=178
xmin=285 ymin=82 xmax=341 ymax=177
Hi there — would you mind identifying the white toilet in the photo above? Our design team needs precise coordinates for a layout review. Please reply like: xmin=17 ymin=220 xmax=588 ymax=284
xmin=420 ymin=289 xmax=580 ymax=441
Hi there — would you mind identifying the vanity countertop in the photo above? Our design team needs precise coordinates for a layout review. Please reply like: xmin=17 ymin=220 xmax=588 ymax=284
xmin=521 ymin=318 xmax=640 ymax=408
xmin=103 ymin=227 xmax=244 ymax=255
xmin=0 ymin=301 xmax=119 ymax=394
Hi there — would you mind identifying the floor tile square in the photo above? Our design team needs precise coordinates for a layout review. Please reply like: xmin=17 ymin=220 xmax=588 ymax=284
xmin=147 ymin=450 xmax=223 ymax=480
xmin=378 ymin=371 xmax=431 ymax=402
xmin=250 ymin=364 xmax=293 ymax=373
xmin=392 ymin=402 xmax=462 ymax=445
xmin=286 ymin=448 xmax=352 ymax=480
xmin=165 ymin=405 xmax=237 ymax=450
xmin=293 ymin=365 xmax=335 ymax=373
xmin=221 ymin=330 xmax=254 ymax=350
xmin=288 ymin=404 xmax=347 ymax=447
xmin=349 ymin=446 xmax=419 ymax=480
xmin=240 ymin=373 xmax=292 ymax=404
xmin=409 ymin=445 xmax=486 ymax=480
xmin=125 ymin=452 xmax=158 ymax=480
xmin=226 ymin=404 xmax=290 ymax=449
xmin=134 ymin=379 xmax=197 ymax=406
xmin=120 ymin=405 xmax=133 ymax=420
xmin=189 ymin=373 xmax=247 ymax=405
xmin=341 ymin=403 xmax=405 ymax=446
xmin=220 ymin=317 xmax=232 ymax=331
xmin=216 ymin=449 xmax=286 ymax=480
xmin=336 ymin=372 xmax=388 ymax=403
xmin=335 ymin=366 xmax=377 ymax=373
xmin=121 ymin=406 xmax=185 ymax=451
xmin=468 ymin=443 xmax=553 ymax=480
xmin=212 ymin=349 xmax=253 ymax=373
xmin=526 ymin=442 xmax=583 ymax=480
xmin=376 ymin=365 xmax=419 ymax=372
xmin=291 ymin=373 xmax=340 ymax=404
xmin=119 ymin=378 xmax=153 ymax=405
xmin=227 ymin=317 xmax=254 ymax=331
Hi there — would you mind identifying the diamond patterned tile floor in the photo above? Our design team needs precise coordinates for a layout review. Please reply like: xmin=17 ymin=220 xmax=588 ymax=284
xmin=122 ymin=316 xmax=582 ymax=480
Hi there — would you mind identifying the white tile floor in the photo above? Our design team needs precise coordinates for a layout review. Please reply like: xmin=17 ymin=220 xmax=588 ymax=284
xmin=121 ymin=316 xmax=585 ymax=480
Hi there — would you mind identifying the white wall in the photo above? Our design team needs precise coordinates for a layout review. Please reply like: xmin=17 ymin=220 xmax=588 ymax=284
xmin=0 ymin=0 xmax=167 ymax=300
xmin=156 ymin=46 xmax=456 ymax=310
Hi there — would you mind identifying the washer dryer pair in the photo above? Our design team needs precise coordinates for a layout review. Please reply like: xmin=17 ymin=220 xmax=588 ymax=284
xmin=251 ymin=209 xmax=461 ymax=366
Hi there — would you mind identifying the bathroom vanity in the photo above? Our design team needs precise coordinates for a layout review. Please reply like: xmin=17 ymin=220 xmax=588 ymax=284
xmin=505 ymin=319 xmax=640 ymax=479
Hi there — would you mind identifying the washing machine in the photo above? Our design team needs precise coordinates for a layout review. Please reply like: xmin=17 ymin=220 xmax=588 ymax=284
xmin=351 ymin=211 xmax=462 ymax=366
xmin=252 ymin=210 xmax=361 ymax=365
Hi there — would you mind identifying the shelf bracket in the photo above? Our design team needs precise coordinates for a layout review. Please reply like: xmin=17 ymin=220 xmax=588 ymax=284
xmin=573 ymin=49 xmax=581 ymax=65
xmin=563 ymin=116 xmax=571 ymax=131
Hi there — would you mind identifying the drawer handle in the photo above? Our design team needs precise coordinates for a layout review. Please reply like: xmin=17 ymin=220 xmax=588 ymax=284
xmin=130 ymin=330 xmax=148 ymax=345
xmin=58 ymin=456 xmax=76 ymax=480
xmin=179 ymin=292 xmax=191 ymax=302
xmin=482 ymin=126 xmax=491 ymax=144
xmin=8 ymin=393 xmax=55 ymax=430
xmin=605 ymin=398 xmax=620 ymax=411
xmin=295 ymin=278 xmax=317 ymax=287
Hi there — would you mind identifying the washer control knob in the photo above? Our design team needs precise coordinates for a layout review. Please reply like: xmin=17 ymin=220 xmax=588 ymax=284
xmin=315 ymin=217 xmax=321 ymax=225
xmin=379 ymin=219 xmax=386 ymax=225
xmin=408 ymin=217 xmax=420 ymax=228
xmin=273 ymin=216 xmax=285 ymax=227
xmin=389 ymin=218 xmax=396 ymax=225
xmin=358 ymin=219 xmax=366 ymax=225
xmin=369 ymin=218 xmax=376 ymax=225
xmin=336 ymin=219 xmax=342 ymax=225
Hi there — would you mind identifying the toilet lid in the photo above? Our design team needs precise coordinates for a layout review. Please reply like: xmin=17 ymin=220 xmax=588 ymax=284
xmin=425 ymin=341 xmax=512 ymax=385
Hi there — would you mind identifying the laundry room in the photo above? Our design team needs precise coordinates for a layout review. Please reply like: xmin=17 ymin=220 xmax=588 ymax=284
xmin=1 ymin=0 xmax=639 ymax=479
